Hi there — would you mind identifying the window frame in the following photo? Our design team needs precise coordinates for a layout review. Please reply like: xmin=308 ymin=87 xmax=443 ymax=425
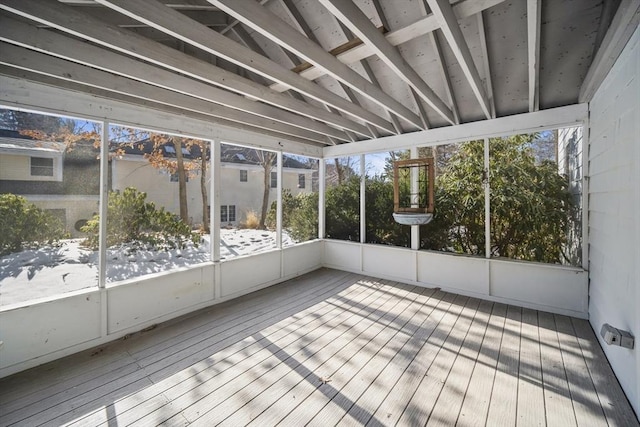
xmin=30 ymin=156 xmax=54 ymax=177
xmin=170 ymin=172 xmax=189 ymax=182
xmin=220 ymin=205 xmax=228 ymax=223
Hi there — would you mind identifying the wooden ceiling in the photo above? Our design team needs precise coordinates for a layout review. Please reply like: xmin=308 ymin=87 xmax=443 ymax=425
xmin=0 ymin=0 xmax=638 ymax=148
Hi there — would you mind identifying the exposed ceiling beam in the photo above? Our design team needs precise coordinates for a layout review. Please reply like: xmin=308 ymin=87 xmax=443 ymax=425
xmin=527 ymin=0 xmax=541 ymax=112
xmin=0 ymin=68 xmax=325 ymax=147
xmin=477 ymin=11 xmax=496 ymax=118
xmin=58 ymin=0 xmax=220 ymax=10
xmin=426 ymin=0 xmax=492 ymax=120
xmin=278 ymin=0 xmax=315 ymax=58
xmin=368 ymin=0 xmax=428 ymax=129
xmin=335 ymin=21 xmax=402 ymax=135
xmin=0 ymin=43 xmax=331 ymax=145
xmin=0 ymin=73 xmax=326 ymax=154
xmin=417 ymin=0 xmax=459 ymax=124
xmin=219 ymin=0 xmax=270 ymax=35
xmin=233 ymin=8 xmax=317 ymax=107
xmin=208 ymin=0 xmax=424 ymax=130
xmin=230 ymin=24 xmax=274 ymax=87
xmin=0 ymin=0 xmax=371 ymax=139
xmin=90 ymin=0 xmax=395 ymax=134
xmin=278 ymin=0 xmax=379 ymax=138
xmin=0 ymin=16 xmax=345 ymax=143
xmin=320 ymin=0 xmax=454 ymax=126
xmin=357 ymin=60 xmax=401 ymax=135
xmin=269 ymin=0 xmax=506 ymax=92
xmin=579 ymin=0 xmax=640 ymax=102
xmin=324 ymin=104 xmax=589 ymax=158
xmin=56 ymin=7 xmax=227 ymax=28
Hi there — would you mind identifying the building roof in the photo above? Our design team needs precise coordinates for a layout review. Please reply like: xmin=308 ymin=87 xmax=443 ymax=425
xmin=114 ymin=138 xmax=313 ymax=169
xmin=0 ymin=130 xmax=64 ymax=155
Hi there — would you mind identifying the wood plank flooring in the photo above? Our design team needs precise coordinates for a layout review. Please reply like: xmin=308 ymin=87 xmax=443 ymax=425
xmin=0 ymin=268 xmax=637 ymax=426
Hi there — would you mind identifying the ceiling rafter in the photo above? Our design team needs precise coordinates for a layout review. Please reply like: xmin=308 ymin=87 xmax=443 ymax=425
xmin=417 ymin=0 xmax=460 ymax=124
xmin=369 ymin=0 xmax=430 ymax=129
xmin=527 ymin=0 xmax=541 ymax=112
xmin=0 ymin=16 xmax=345 ymax=143
xmin=234 ymin=18 xmax=361 ymax=143
xmin=319 ymin=0 xmax=454 ymax=125
xmin=90 ymin=0 xmax=395 ymax=135
xmin=208 ymin=0 xmax=424 ymax=130
xmin=477 ymin=11 xmax=496 ymax=118
xmin=276 ymin=0 xmax=309 ymax=67
xmin=58 ymin=0 xmax=220 ymax=10
xmin=52 ymin=7 xmax=227 ymax=29
xmin=231 ymin=23 xmax=312 ymax=106
xmin=269 ymin=0 xmax=506 ymax=92
xmin=230 ymin=24 xmax=275 ymax=87
xmin=335 ymin=21 xmax=402 ymax=135
xmin=0 ymin=45 xmax=331 ymax=145
xmin=426 ymin=0 xmax=492 ymax=120
xmin=278 ymin=0 xmax=380 ymax=138
xmin=0 ymin=70 xmax=324 ymax=149
xmin=232 ymin=14 xmax=364 ymax=143
xmin=579 ymin=0 xmax=640 ymax=103
xmin=0 ymin=0 xmax=372 ymax=139
xmin=219 ymin=0 xmax=270 ymax=35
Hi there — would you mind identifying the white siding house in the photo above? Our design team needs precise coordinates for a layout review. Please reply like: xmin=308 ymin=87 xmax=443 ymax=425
xmin=112 ymin=148 xmax=315 ymax=227
xmin=0 ymin=135 xmax=99 ymax=237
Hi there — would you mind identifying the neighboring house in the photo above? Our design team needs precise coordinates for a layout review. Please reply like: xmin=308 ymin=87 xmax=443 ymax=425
xmin=0 ymin=130 xmax=100 ymax=237
xmin=111 ymin=140 xmax=315 ymax=227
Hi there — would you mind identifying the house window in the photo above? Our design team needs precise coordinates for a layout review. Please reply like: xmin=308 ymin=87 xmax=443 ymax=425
xmin=270 ymin=171 xmax=277 ymax=188
xmin=240 ymin=170 xmax=248 ymax=182
xmin=221 ymin=205 xmax=236 ymax=222
xmin=298 ymin=173 xmax=305 ymax=189
xmin=170 ymin=172 xmax=188 ymax=182
xmin=30 ymin=157 xmax=54 ymax=177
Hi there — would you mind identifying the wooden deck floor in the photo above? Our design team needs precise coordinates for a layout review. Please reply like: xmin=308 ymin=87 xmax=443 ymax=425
xmin=0 ymin=268 xmax=637 ymax=426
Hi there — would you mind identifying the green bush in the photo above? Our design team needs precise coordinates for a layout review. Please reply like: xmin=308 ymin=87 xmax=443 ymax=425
xmin=325 ymin=176 xmax=361 ymax=241
xmin=0 ymin=194 xmax=68 ymax=256
xmin=266 ymin=189 xmax=318 ymax=242
xmin=82 ymin=187 xmax=198 ymax=250
xmin=421 ymin=136 xmax=575 ymax=263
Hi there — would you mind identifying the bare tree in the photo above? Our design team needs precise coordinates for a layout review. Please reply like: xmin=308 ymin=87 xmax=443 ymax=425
xmin=257 ymin=151 xmax=276 ymax=229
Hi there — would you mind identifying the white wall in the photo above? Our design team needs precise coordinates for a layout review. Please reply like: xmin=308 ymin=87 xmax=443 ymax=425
xmin=112 ymin=157 xmax=210 ymax=226
xmin=323 ymin=240 xmax=588 ymax=317
xmin=588 ymin=25 xmax=640 ymax=416
xmin=26 ymin=195 xmax=99 ymax=238
xmin=0 ymin=152 xmax=63 ymax=182
xmin=0 ymin=241 xmax=323 ymax=378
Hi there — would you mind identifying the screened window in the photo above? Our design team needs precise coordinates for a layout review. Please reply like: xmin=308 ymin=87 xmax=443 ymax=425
xmin=170 ymin=173 xmax=188 ymax=182
xmin=270 ymin=171 xmax=277 ymax=188
xmin=298 ymin=173 xmax=305 ymax=189
xmin=240 ymin=170 xmax=248 ymax=182
xmin=220 ymin=205 xmax=236 ymax=222
xmin=30 ymin=157 xmax=54 ymax=176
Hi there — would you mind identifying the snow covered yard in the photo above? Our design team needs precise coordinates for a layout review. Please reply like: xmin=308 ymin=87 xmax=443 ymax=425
xmin=0 ymin=229 xmax=294 ymax=306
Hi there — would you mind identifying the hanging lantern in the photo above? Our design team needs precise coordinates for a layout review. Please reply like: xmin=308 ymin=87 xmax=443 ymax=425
xmin=392 ymin=157 xmax=435 ymax=225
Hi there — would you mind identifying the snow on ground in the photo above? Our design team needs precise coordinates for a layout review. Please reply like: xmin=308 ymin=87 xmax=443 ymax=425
xmin=0 ymin=228 xmax=294 ymax=307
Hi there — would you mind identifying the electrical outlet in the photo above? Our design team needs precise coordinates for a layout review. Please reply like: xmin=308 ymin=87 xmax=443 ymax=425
xmin=601 ymin=323 xmax=635 ymax=349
